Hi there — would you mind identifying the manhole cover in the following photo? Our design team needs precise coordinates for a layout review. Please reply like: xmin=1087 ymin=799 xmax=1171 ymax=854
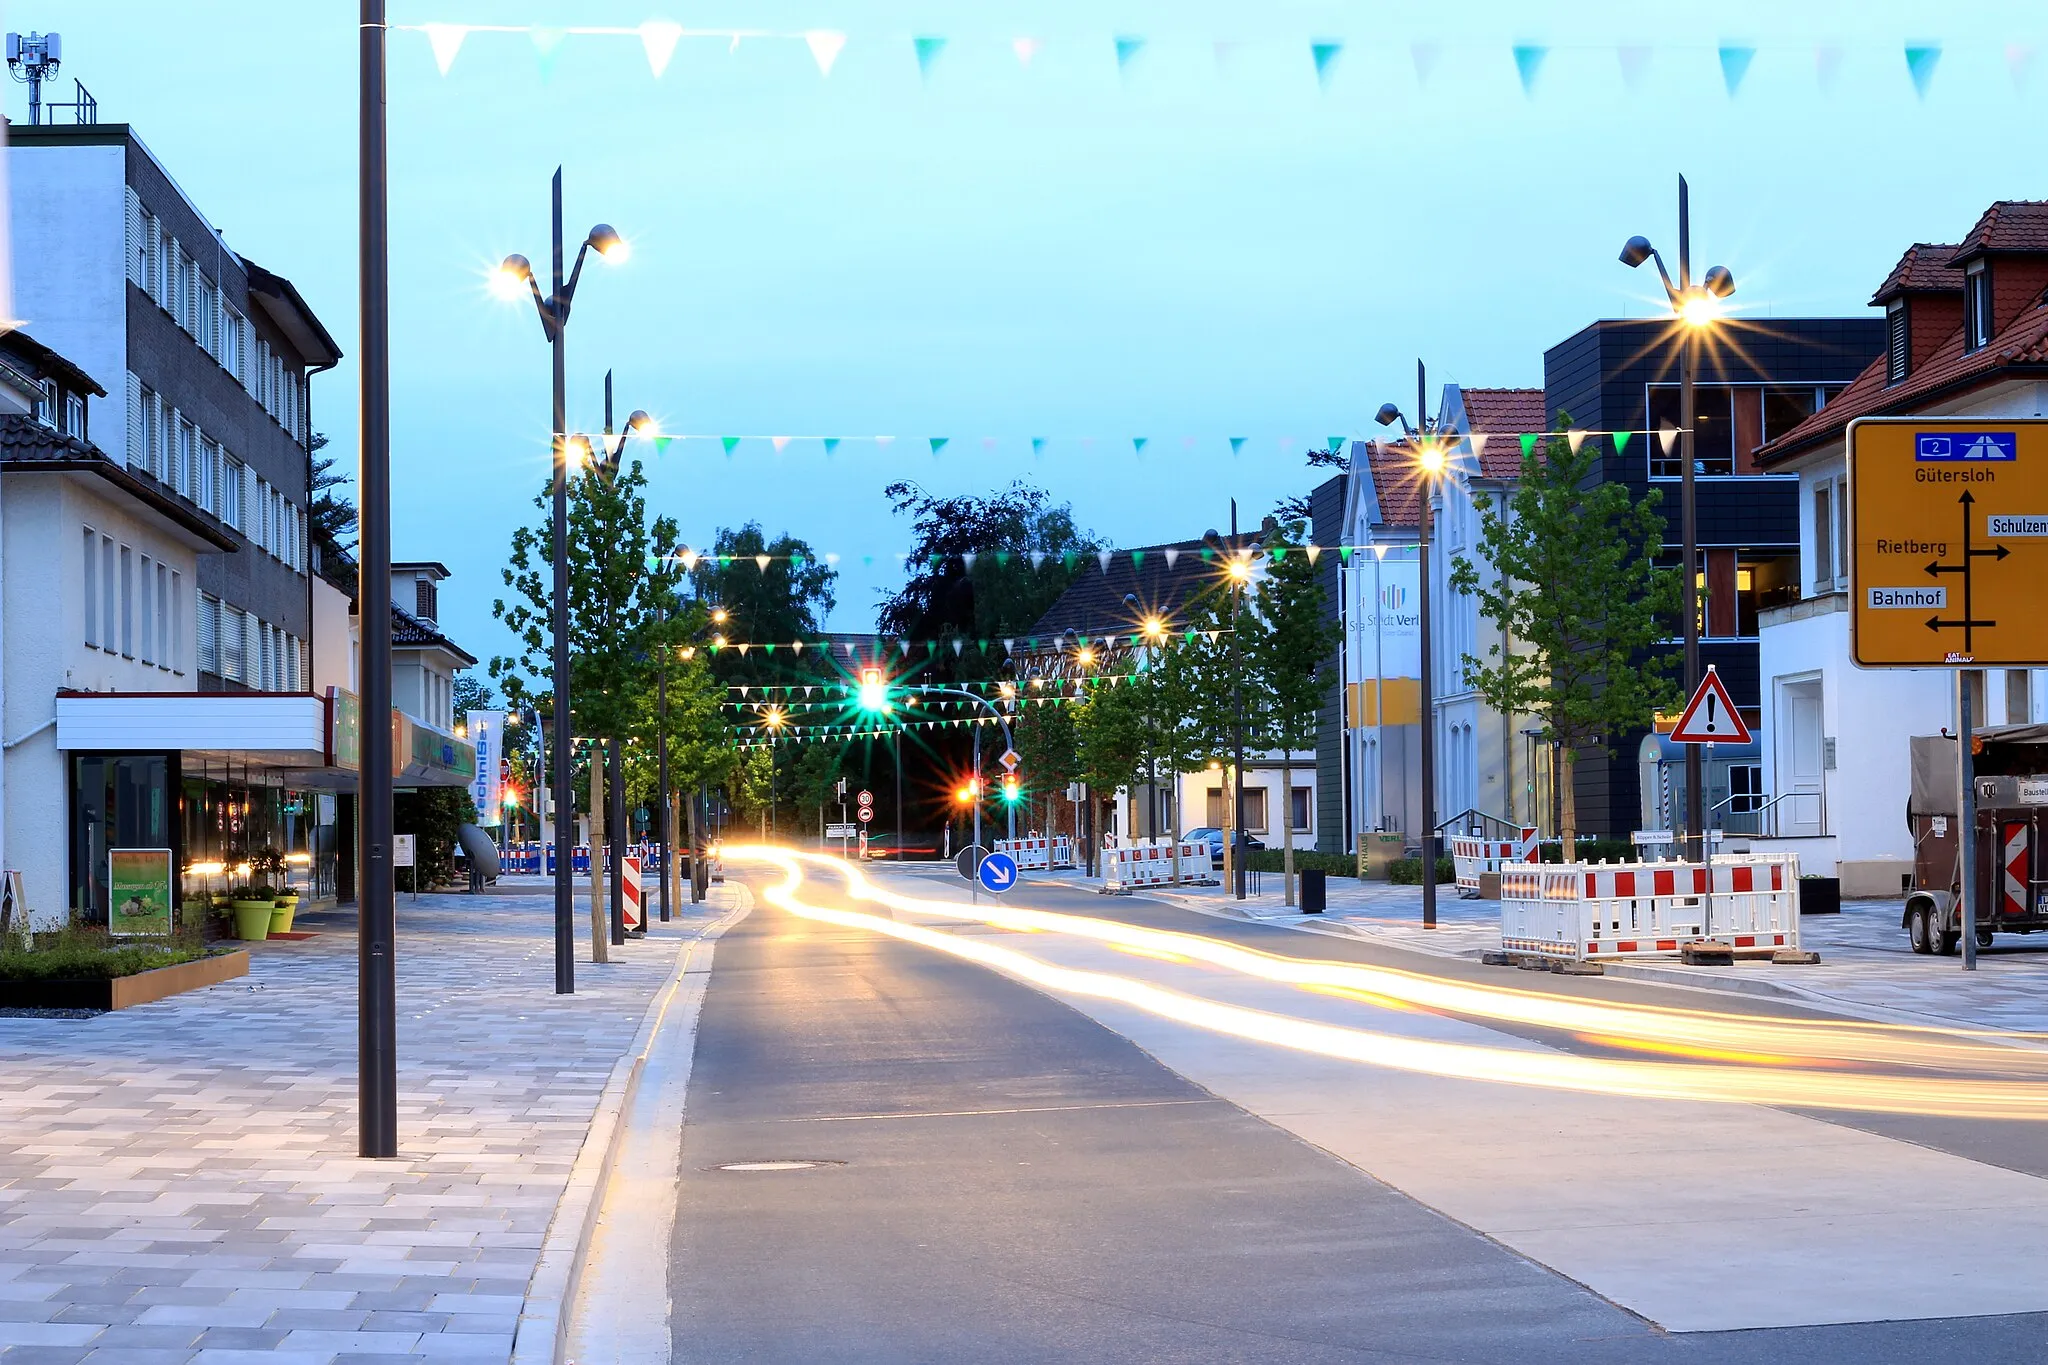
xmin=713 ymin=1159 xmax=844 ymax=1172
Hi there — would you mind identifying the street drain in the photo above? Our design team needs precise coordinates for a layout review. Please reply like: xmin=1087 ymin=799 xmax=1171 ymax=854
xmin=714 ymin=1159 xmax=844 ymax=1172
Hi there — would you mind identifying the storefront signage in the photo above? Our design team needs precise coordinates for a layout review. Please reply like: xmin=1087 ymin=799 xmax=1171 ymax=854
xmin=108 ymin=849 xmax=174 ymax=938
xmin=329 ymin=688 xmax=362 ymax=770
xmin=468 ymin=710 xmax=505 ymax=826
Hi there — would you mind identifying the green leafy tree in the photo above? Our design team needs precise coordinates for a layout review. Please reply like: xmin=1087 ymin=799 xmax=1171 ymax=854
xmin=729 ymin=747 xmax=776 ymax=838
xmin=394 ymin=787 xmax=478 ymax=889
xmin=787 ymin=743 xmax=848 ymax=839
xmin=308 ymin=434 xmax=358 ymax=564
xmin=1450 ymin=422 xmax=1681 ymax=848
xmin=1012 ymin=694 xmax=1079 ymax=837
xmin=690 ymin=523 xmax=837 ymax=686
xmin=490 ymin=455 xmax=687 ymax=958
xmin=1252 ymin=520 xmax=1342 ymax=903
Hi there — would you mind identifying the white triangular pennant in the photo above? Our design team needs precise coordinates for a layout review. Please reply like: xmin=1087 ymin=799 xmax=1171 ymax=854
xmin=1659 ymin=424 xmax=1679 ymax=457
xmin=962 ymin=552 xmax=977 ymax=571
xmin=805 ymin=30 xmax=847 ymax=76
xmin=1097 ymin=550 xmax=1113 ymax=574
xmin=639 ymin=20 xmax=683 ymax=76
xmin=1164 ymin=548 xmax=1179 ymax=569
xmin=1567 ymin=428 xmax=1588 ymax=453
xmin=423 ymin=23 xmax=469 ymax=75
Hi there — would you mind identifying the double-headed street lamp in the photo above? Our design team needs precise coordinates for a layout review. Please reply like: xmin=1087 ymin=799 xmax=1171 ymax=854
xmin=1376 ymin=359 xmax=1451 ymax=930
xmin=1620 ymin=174 xmax=1736 ymax=863
xmin=496 ymin=182 xmax=626 ymax=989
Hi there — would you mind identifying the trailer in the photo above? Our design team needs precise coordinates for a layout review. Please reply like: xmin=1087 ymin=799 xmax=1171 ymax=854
xmin=1905 ymin=725 xmax=2048 ymax=955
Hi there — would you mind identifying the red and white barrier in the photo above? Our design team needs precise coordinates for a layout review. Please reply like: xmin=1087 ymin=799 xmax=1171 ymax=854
xmin=996 ymin=837 xmax=1052 ymax=871
xmin=1450 ymin=828 xmax=1538 ymax=897
xmin=1051 ymin=836 xmax=1077 ymax=868
xmin=622 ymin=855 xmax=643 ymax=931
xmin=1500 ymin=857 xmax=1799 ymax=962
xmin=1102 ymin=839 xmax=1210 ymax=891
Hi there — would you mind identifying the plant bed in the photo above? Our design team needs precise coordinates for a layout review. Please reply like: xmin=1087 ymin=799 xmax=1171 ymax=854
xmin=0 ymin=949 xmax=249 ymax=1011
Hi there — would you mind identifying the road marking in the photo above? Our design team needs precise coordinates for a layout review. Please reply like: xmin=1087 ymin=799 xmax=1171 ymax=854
xmin=774 ymin=1098 xmax=1222 ymax=1123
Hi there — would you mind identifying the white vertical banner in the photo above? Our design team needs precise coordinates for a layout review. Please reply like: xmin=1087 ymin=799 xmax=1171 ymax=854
xmin=467 ymin=709 xmax=505 ymax=826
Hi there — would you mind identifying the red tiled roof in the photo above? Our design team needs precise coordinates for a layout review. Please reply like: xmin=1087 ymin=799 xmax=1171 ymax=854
xmin=1950 ymin=201 xmax=2048 ymax=263
xmin=1758 ymin=302 xmax=2048 ymax=466
xmin=1456 ymin=387 xmax=1547 ymax=477
xmin=1869 ymin=243 xmax=1962 ymax=305
xmin=1365 ymin=439 xmax=1424 ymax=530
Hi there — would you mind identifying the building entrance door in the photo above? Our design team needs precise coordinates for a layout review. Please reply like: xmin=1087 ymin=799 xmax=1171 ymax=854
xmin=1775 ymin=676 xmax=1826 ymax=837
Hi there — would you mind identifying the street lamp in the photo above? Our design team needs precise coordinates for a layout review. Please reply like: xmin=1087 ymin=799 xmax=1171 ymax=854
xmin=1620 ymin=174 xmax=1736 ymax=864
xmin=1376 ymin=358 xmax=1452 ymax=930
xmin=497 ymin=173 xmax=627 ymax=990
xmin=1203 ymin=505 xmax=1265 ymax=901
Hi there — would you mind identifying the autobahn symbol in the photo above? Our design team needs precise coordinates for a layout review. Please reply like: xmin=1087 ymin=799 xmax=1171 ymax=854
xmin=1850 ymin=418 xmax=2048 ymax=668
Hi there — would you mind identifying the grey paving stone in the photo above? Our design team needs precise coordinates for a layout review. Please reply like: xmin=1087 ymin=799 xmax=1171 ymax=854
xmin=0 ymin=893 xmax=730 ymax=1365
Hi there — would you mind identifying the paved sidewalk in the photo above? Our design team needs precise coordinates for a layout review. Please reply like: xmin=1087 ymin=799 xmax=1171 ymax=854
xmin=1019 ymin=867 xmax=2048 ymax=1033
xmin=0 ymin=888 xmax=737 ymax=1365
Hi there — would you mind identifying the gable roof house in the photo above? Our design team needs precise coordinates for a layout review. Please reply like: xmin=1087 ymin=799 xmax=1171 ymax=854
xmin=1750 ymin=201 xmax=2048 ymax=890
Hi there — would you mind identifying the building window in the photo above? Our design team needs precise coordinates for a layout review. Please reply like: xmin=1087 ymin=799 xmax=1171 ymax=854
xmin=1729 ymin=764 xmax=1764 ymax=815
xmin=168 ymin=569 xmax=183 ymax=674
xmin=83 ymin=528 xmax=98 ymax=649
xmin=1291 ymin=786 xmax=1312 ymax=832
xmin=138 ymin=555 xmax=154 ymax=665
xmin=224 ymin=457 xmax=245 ymax=531
xmin=35 ymin=379 xmax=55 ymax=427
xmin=221 ymin=605 xmax=246 ymax=683
xmin=1813 ymin=482 xmax=1834 ymax=589
xmin=102 ymin=537 xmax=117 ymax=654
xmin=1886 ymin=302 xmax=1908 ymax=384
xmin=63 ymin=391 xmax=86 ymax=439
xmin=1647 ymin=385 xmax=1735 ymax=478
xmin=198 ymin=593 xmax=220 ymax=675
xmin=119 ymin=546 xmax=134 ymax=658
xmin=2009 ymin=670 xmax=2033 ymax=726
xmin=1965 ymin=263 xmax=1993 ymax=352
xmin=1242 ymin=787 xmax=1269 ymax=834
xmin=222 ymin=306 xmax=244 ymax=379
xmin=416 ymin=579 xmax=438 ymax=621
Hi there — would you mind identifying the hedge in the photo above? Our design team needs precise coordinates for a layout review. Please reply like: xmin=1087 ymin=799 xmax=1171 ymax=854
xmin=1387 ymin=856 xmax=1457 ymax=885
xmin=1538 ymin=838 xmax=1639 ymax=864
xmin=1244 ymin=848 xmax=1360 ymax=878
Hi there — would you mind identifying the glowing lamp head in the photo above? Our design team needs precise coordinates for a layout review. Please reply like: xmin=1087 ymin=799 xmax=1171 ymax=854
xmin=765 ymin=707 xmax=786 ymax=730
xmin=1142 ymin=615 xmax=1165 ymax=639
xmin=1415 ymin=440 xmax=1448 ymax=476
xmin=1678 ymin=289 xmax=1722 ymax=328
xmin=1001 ymin=776 xmax=1021 ymax=804
xmin=587 ymin=225 xmax=628 ymax=260
xmin=711 ymin=608 xmax=729 ymax=624
xmin=1076 ymin=646 xmax=1097 ymax=667
xmin=491 ymin=254 xmax=534 ymax=299
xmin=1226 ymin=557 xmax=1252 ymax=583
xmin=857 ymin=667 xmax=889 ymax=713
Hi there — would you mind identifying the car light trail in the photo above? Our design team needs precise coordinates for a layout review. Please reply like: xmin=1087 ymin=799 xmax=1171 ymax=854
xmin=727 ymin=846 xmax=2048 ymax=1119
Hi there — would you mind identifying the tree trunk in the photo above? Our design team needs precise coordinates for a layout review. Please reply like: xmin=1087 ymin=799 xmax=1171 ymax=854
xmin=1168 ymin=766 xmax=1184 ymax=887
xmin=1281 ymin=755 xmax=1296 ymax=906
xmin=589 ymin=747 xmax=610 ymax=963
xmin=1560 ymin=743 xmax=1579 ymax=857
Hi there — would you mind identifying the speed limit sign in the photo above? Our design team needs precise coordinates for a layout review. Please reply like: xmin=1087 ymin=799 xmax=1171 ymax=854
xmin=857 ymin=789 xmax=874 ymax=808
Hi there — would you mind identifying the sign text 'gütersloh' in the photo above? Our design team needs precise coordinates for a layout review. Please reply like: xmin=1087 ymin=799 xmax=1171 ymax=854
xmin=1850 ymin=418 xmax=2048 ymax=668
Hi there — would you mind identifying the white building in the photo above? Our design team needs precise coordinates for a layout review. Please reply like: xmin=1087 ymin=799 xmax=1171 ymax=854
xmin=1753 ymin=206 xmax=2048 ymax=893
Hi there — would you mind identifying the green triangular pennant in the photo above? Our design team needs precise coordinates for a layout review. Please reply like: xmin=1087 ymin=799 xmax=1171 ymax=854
xmin=721 ymin=437 xmax=740 ymax=455
xmin=1229 ymin=437 xmax=1246 ymax=455
xmin=929 ymin=437 xmax=949 ymax=454
xmin=1519 ymin=433 xmax=1538 ymax=458
xmin=1612 ymin=430 xmax=1632 ymax=456
xmin=1338 ymin=546 xmax=1354 ymax=563
xmin=653 ymin=435 xmax=673 ymax=455
xmin=822 ymin=438 xmax=840 ymax=455
xmin=914 ymin=35 xmax=946 ymax=79
xmin=1130 ymin=550 xmax=1144 ymax=569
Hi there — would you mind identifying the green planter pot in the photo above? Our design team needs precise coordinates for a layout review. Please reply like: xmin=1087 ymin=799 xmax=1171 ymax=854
xmin=269 ymin=899 xmax=297 ymax=934
xmin=231 ymin=901 xmax=276 ymax=941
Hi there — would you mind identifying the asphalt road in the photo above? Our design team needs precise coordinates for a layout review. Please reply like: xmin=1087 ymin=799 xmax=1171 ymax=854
xmin=670 ymin=873 xmax=2048 ymax=1363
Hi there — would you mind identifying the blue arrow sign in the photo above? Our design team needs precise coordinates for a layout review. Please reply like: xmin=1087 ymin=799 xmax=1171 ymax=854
xmin=977 ymin=851 xmax=1018 ymax=894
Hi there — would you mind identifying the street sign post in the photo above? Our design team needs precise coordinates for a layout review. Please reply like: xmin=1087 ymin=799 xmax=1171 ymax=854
xmin=1667 ymin=666 xmax=1752 ymax=745
xmin=1850 ymin=418 xmax=2048 ymax=973
xmin=998 ymin=749 xmax=1021 ymax=773
xmin=826 ymin=822 xmax=857 ymax=839
xmin=977 ymin=851 xmax=1019 ymax=894
xmin=955 ymin=845 xmax=987 ymax=882
xmin=856 ymin=807 xmax=873 ymax=824
xmin=1849 ymin=418 xmax=2048 ymax=668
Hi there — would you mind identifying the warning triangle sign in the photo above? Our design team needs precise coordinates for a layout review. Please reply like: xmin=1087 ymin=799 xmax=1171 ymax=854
xmin=1668 ymin=666 xmax=1753 ymax=745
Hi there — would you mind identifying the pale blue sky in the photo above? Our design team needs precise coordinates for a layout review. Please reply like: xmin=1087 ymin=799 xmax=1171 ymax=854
xmin=24 ymin=1 xmax=2048 ymax=664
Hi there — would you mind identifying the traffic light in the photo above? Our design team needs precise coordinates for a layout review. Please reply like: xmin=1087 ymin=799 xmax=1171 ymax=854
xmin=1001 ymin=775 xmax=1021 ymax=805
xmin=856 ymin=666 xmax=890 ymax=714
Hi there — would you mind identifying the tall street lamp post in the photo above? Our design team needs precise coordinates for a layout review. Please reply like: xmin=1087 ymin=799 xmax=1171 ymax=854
xmin=1376 ymin=359 xmax=1451 ymax=930
xmin=496 ymin=183 xmax=626 ymax=986
xmin=358 ymin=0 xmax=397 ymax=1157
xmin=1204 ymin=507 xmax=1263 ymax=901
xmin=1621 ymin=175 xmax=1736 ymax=863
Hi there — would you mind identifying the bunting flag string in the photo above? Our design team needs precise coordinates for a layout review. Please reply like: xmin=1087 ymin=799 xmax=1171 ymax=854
xmin=727 ymin=678 xmax=1105 ymax=697
xmin=656 ymin=539 xmax=1432 ymax=578
xmin=642 ymin=427 xmax=1679 ymax=461
xmin=688 ymin=626 xmax=1241 ymax=661
xmin=392 ymin=26 xmax=1997 ymax=99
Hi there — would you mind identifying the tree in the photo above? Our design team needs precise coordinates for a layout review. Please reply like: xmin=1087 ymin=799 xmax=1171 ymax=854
xmin=452 ymin=674 xmax=495 ymax=719
xmin=308 ymin=434 xmax=358 ymax=565
xmin=689 ymin=523 xmax=837 ymax=686
xmin=1450 ymin=422 xmax=1681 ymax=848
xmin=787 ymin=743 xmax=848 ymax=838
xmin=1012 ymin=695 xmax=1078 ymax=837
xmin=878 ymin=481 xmax=1100 ymax=680
xmin=490 ymin=454 xmax=689 ymax=959
xmin=728 ymin=747 xmax=775 ymax=838
xmin=1251 ymin=519 xmax=1341 ymax=904
xmin=395 ymin=787 xmax=478 ymax=888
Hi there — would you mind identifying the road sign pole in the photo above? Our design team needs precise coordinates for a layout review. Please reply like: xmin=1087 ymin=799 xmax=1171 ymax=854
xmin=1960 ymin=668 xmax=1978 ymax=971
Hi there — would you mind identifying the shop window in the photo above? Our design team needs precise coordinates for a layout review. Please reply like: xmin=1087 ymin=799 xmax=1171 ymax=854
xmin=1242 ymin=787 xmax=1269 ymax=834
xmin=70 ymin=754 xmax=173 ymax=926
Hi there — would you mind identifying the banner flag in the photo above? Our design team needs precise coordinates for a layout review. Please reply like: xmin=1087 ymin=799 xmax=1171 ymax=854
xmin=1163 ymin=548 xmax=1180 ymax=568
xmin=1133 ymin=437 xmax=1147 ymax=454
xmin=1229 ymin=437 xmax=1246 ymax=455
xmin=1905 ymin=44 xmax=1941 ymax=98
xmin=930 ymin=437 xmax=949 ymax=454
xmin=424 ymin=23 xmax=468 ymax=74
xmin=653 ymin=436 xmax=673 ymax=455
xmin=1031 ymin=437 xmax=1047 ymax=456
xmin=1311 ymin=41 xmax=1342 ymax=89
xmin=1519 ymin=433 xmax=1539 ymax=458
xmin=806 ymin=30 xmax=847 ymax=76
xmin=532 ymin=26 xmax=567 ymax=81
xmin=640 ymin=20 xmax=683 ymax=76
xmin=823 ymin=437 xmax=840 ymax=455
xmin=1719 ymin=44 xmax=1755 ymax=95
xmin=1411 ymin=42 xmax=1440 ymax=85
xmin=1613 ymin=430 xmax=1633 ymax=456
xmin=2009 ymin=44 xmax=2037 ymax=90
xmin=1617 ymin=44 xmax=1651 ymax=91
xmin=1567 ymin=429 xmax=1588 ymax=453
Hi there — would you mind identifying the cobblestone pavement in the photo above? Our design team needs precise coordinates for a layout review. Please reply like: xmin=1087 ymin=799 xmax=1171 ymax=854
xmin=0 ymin=889 xmax=733 ymax=1364
xmin=1019 ymin=868 xmax=2048 ymax=1034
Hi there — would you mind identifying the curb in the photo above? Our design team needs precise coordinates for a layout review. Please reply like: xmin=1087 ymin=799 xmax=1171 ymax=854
xmin=510 ymin=886 xmax=752 ymax=1365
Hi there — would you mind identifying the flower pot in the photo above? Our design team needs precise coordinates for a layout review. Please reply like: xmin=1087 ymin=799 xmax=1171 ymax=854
xmin=269 ymin=900 xmax=296 ymax=935
xmin=231 ymin=900 xmax=276 ymax=941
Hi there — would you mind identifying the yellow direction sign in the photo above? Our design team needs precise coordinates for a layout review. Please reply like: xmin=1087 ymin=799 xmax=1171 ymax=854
xmin=1850 ymin=418 xmax=2048 ymax=667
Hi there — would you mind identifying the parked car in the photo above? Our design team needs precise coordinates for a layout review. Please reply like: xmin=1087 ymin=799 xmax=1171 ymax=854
xmin=1180 ymin=827 xmax=1266 ymax=870
xmin=860 ymin=833 xmax=944 ymax=861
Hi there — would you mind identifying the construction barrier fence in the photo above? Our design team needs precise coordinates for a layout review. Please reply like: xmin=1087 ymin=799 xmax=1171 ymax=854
xmin=1450 ymin=828 xmax=1538 ymax=897
xmin=1500 ymin=857 xmax=1800 ymax=962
